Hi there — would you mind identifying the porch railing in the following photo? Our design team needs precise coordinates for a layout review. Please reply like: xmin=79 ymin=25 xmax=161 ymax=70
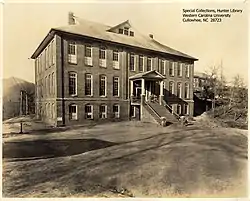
xmin=162 ymin=100 xmax=181 ymax=121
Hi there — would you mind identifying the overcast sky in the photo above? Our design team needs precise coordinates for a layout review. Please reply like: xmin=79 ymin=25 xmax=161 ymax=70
xmin=3 ymin=2 xmax=248 ymax=84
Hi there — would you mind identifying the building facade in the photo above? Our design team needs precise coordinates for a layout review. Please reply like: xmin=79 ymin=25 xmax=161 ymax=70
xmin=31 ymin=13 xmax=198 ymax=126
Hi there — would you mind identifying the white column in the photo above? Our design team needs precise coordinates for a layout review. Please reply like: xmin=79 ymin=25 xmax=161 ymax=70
xmin=160 ymin=80 xmax=164 ymax=96
xmin=130 ymin=80 xmax=134 ymax=97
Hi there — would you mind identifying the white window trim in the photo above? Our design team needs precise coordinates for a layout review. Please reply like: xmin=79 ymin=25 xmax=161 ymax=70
xmin=185 ymin=83 xmax=190 ymax=99
xmin=113 ymin=77 xmax=120 ymax=97
xmin=113 ymin=50 xmax=120 ymax=69
xmin=170 ymin=62 xmax=175 ymax=76
xmin=69 ymin=72 xmax=77 ymax=96
xmin=130 ymin=53 xmax=135 ymax=71
xmin=132 ymin=106 xmax=136 ymax=118
xmin=69 ymin=104 xmax=78 ymax=120
xmin=100 ymin=75 xmax=107 ymax=97
xmin=99 ymin=47 xmax=107 ymax=68
xmin=84 ymin=45 xmax=93 ymax=66
xmin=85 ymin=74 xmax=93 ymax=96
xmin=114 ymin=104 xmax=120 ymax=118
xmin=169 ymin=81 xmax=174 ymax=96
xmin=68 ymin=42 xmax=77 ymax=64
xmin=185 ymin=104 xmax=189 ymax=115
xmin=147 ymin=57 xmax=152 ymax=71
xmin=139 ymin=55 xmax=144 ymax=72
xmin=186 ymin=64 xmax=190 ymax=77
xmin=100 ymin=105 xmax=107 ymax=119
xmin=177 ymin=83 xmax=182 ymax=98
xmin=85 ymin=104 xmax=93 ymax=119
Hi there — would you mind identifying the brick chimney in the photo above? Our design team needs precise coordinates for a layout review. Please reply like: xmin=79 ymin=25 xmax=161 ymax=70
xmin=149 ymin=34 xmax=154 ymax=39
xmin=68 ymin=12 xmax=75 ymax=25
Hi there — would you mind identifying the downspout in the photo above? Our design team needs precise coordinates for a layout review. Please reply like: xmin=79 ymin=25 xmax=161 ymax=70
xmin=61 ymin=36 xmax=66 ymax=126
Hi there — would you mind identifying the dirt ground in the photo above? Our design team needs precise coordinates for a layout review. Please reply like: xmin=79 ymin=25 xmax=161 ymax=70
xmin=2 ymin=120 xmax=248 ymax=198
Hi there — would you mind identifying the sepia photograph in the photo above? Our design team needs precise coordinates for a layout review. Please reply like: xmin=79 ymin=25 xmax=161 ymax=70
xmin=1 ymin=1 xmax=248 ymax=198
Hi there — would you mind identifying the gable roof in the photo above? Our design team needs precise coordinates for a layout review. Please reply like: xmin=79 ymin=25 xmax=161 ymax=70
xmin=129 ymin=70 xmax=165 ymax=80
xmin=31 ymin=17 xmax=198 ymax=61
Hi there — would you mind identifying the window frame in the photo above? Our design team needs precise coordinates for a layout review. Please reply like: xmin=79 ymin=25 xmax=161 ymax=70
xmin=169 ymin=81 xmax=174 ymax=97
xmin=99 ymin=75 xmax=107 ymax=97
xmin=69 ymin=104 xmax=78 ymax=120
xmin=113 ymin=104 xmax=120 ymax=118
xmin=68 ymin=41 xmax=77 ymax=64
xmin=177 ymin=82 xmax=182 ymax=98
xmin=129 ymin=53 xmax=135 ymax=71
xmin=99 ymin=104 xmax=107 ymax=119
xmin=69 ymin=72 xmax=77 ymax=96
xmin=184 ymin=83 xmax=189 ymax=99
xmin=169 ymin=61 xmax=175 ymax=76
xmin=147 ymin=57 xmax=152 ymax=71
xmin=85 ymin=104 xmax=93 ymax=119
xmin=139 ymin=55 xmax=144 ymax=72
xmin=112 ymin=49 xmax=120 ymax=69
xmin=113 ymin=76 xmax=120 ymax=97
xmin=85 ymin=73 xmax=93 ymax=96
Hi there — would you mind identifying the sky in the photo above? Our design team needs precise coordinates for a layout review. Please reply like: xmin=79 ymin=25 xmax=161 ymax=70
xmin=2 ymin=1 xmax=248 ymax=84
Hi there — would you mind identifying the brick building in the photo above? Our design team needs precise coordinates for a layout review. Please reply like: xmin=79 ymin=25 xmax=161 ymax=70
xmin=31 ymin=12 xmax=198 ymax=126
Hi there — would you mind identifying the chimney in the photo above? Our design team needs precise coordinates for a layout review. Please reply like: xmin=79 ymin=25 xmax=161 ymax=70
xmin=68 ymin=12 xmax=75 ymax=25
xmin=149 ymin=34 xmax=154 ymax=39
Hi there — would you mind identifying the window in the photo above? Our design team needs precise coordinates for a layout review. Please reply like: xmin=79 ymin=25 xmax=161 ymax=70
xmin=130 ymin=53 xmax=135 ymax=71
xmin=51 ymin=103 xmax=55 ymax=119
xmin=159 ymin=59 xmax=165 ymax=75
xmin=177 ymin=63 xmax=182 ymax=77
xmin=113 ymin=104 xmax=120 ymax=118
xmin=47 ymin=44 xmax=51 ymax=67
xmin=113 ymin=77 xmax=119 ymax=97
xmin=85 ymin=104 xmax=93 ymax=119
xmin=131 ymin=106 xmax=136 ymax=117
xmin=85 ymin=45 xmax=93 ymax=66
xmin=130 ymin=31 xmax=134 ymax=36
xmin=45 ymin=76 xmax=47 ymax=96
xmin=69 ymin=104 xmax=77 ymax=120
xmin=99 ymin=75 xmax=107 ymax=96
xmin=45 ymin=49 xmax=47 ymax=69
xmin=169 ymin=81 xmax=174 ymax=96
xmin=177 ymin=83 xmax=182 ymax=98
xmin=99 ymin=47 xmax=106 ymax=67
xmin=69 ymin=72 xmax=77 ymax=96
xmin=185 ymin=64 xmax=190 ymax=77
xmin=184 ymin=83 xmax=189 ymax=99
xmin=51 ymin=40 xmax=55 ymax=65
xmin=184 ymin=104 xmax=189 ymax=115
xmin=169 ymin=61 xmax=174 ymax=76
xmin=99 ymin=104 xmax=107 ymax=119
xmin=139 ymin=55 xmax=144 ymax=72
xmin=124 ymin=27 xmax=129 ymax=35
xmin=68 ymin=41 xmax=77 ymax=64
xmin=48 ymin=74 xmax=51 ymax=95
xmin=85 ymin=74 xmax=93 ymax=96
xmin=113 ymin=50 xmax=119 ymax=69
xmin=118 ymin=28 xmax=123 ymax=34
xmin=147 ymin=57 xmax=152 ymax=71
xmin=52 ymin=72 xmax=54 ymax=95
xmin=177 ymin=104 xmax=182 ymax=115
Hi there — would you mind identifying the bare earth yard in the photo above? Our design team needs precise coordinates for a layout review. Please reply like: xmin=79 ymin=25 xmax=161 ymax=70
xmin=2 ymin=120 xmax=248 ymax=197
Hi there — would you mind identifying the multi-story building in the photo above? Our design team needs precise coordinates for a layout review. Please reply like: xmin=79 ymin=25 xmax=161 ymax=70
xmin=31 ymin=12 xmax=198 ymax=126
xmin=193 ymin=72 xmax=209 ymax=93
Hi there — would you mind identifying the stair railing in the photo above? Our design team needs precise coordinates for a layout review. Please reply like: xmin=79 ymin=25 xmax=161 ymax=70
xmin=145 ymin=101 xmax=161 ymax=119
xmin=162 ymin=100 xmax=181 ymax=121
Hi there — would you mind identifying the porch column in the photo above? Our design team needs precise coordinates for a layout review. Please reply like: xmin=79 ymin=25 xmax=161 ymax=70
xmin=159 ymin=80 xmax=164 ymax=105
xmin=130 ymin=80 xmax=134 ymax=98
xmin=141 ymin=78 xmax=145 ymax=105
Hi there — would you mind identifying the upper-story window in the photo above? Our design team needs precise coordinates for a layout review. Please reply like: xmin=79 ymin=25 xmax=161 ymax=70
xmin=185 ymin=64 xmax=190 ymax=78
xmin=177 ymin=63 xmax=182 ymax=77
xmin=100 ymin=75 xmax=107 ymax=97
xmin=51 ymin=40 xmax=56 ymax=65
xmin=113 ymin=50 xmax=119 ymax=69
xmin=177 ymin=82 xmax=182 ymax=98
xmin=159 ymin=59 xmax=165 ymax=75
xmin=130 ymin=53 xmax=135 ymax=71
xmin=184 ymin=83 xmax=189 ymax=99
xmin=85 ymin=45 xmax=93 ymax=66
xmin=169 ymin=81 xmax=174 ymax=96
xmin=85 ymin=74 xmax=93 ymax=96
xmin=113 ymin=77 xmax=119 ymax=97
xmin=124 ymin=27 xmax=129 ymax=35
xmin=118 ymin=27 xmax=134 ymax=37
xmin=99 ymin=47 xmax=106 ymax=68
xmin=147 ymin=57 xmax=152 ymax=71
xmin=139 ymin=55 xmax=144 ymax=72
xmin=68 ymin=41 xmax=77 ymax=64
xmin=69 ymin=72 xmax=77 ymax=96
xmin=169 ymin=61 xmax=174 ymax=76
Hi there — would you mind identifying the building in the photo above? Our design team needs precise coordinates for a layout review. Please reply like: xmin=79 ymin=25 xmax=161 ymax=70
xmin=193 ymin=72 xmax=209 ymax=93
xmin=31 ymin=12 xmax=198 ymax=127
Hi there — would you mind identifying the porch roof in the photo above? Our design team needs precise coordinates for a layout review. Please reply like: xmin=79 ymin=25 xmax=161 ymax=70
xmin=129 ymin=70 xmax=165 ymax=80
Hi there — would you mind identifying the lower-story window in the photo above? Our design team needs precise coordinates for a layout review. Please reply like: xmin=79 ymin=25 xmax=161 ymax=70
xmin=85 ymin=104 xmax=93 ymax=119
xmin=177 ymin=104 xmax=182 ymax=115
xmin=184 ymin=104 xmax=189 ymax=115
xmin=99 ymin=104 xmax=107 ymax=119
xmin=69 ymin=104 xmax=77 ymax=120
xmin=131 ymin=106 xmax=136 ymax=117
xmin=113 ymin=104 xmax=120 ymax=118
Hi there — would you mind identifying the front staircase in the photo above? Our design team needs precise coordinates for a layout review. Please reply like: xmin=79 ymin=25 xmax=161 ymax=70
xmin=143 ymin=100 xmax=180 ymax=126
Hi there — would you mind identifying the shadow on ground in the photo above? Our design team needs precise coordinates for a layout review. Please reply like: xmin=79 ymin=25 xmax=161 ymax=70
xmin=3 ymin=139 xmax=118 ymax=161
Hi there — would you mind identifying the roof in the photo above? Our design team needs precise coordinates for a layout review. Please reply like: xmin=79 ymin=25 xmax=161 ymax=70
xmin=31 ymin=17 xmax=198 ymax=61
xmin=129 ymin=70 xmax=165 ymax=80
xmin=194 ymin=72 xmax=209 ymax=78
